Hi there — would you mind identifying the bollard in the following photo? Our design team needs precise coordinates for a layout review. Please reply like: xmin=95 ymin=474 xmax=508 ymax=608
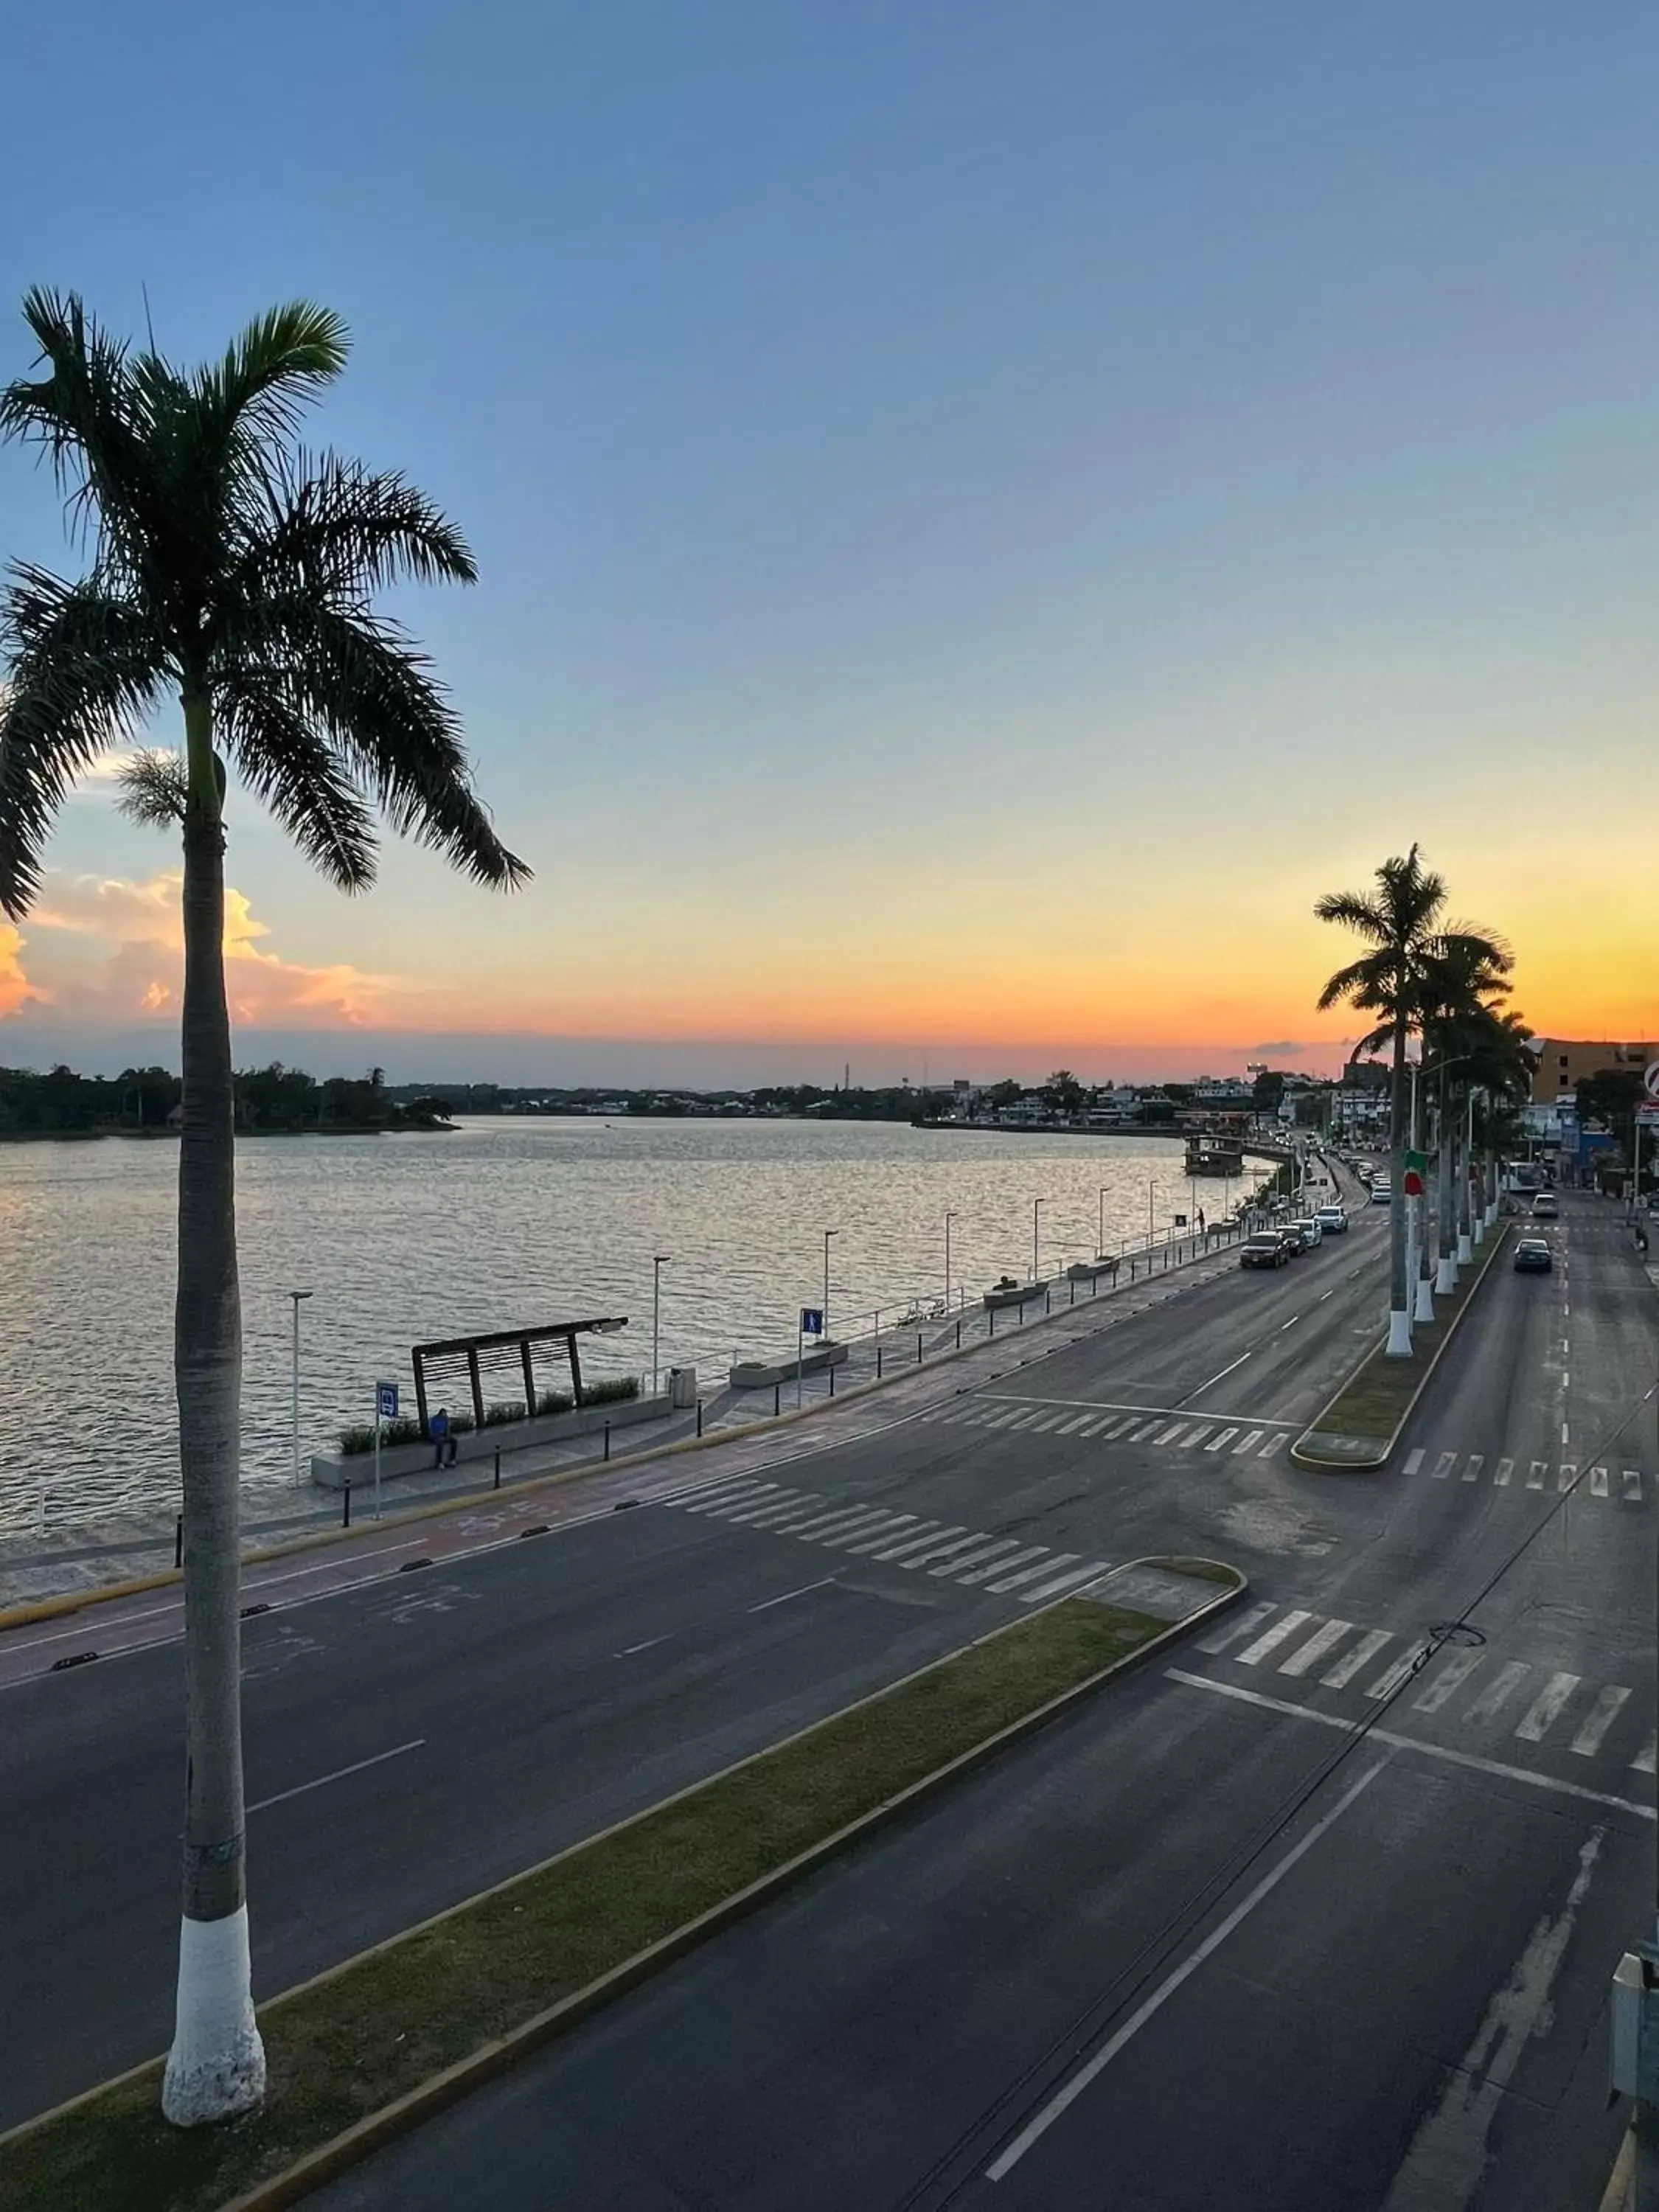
xmin=956 ymin=1317 xmax=961 ymax=1348
xmin=1018 ymin=1299 xmax=1025 ymax=1325
xmin=774 ymin=1382 xmax=781 ymax=1416
xmin=917 ymin=1331 xmax=922 ymax=1364
xmin=604 ymin=1420 xmax=611 ymax=1463
xmin=830 ymin=1363 xmax=836 ymax=1397
xmin=1046 ymin=1288 xmax=1051 ymax=1314
xmin=493 ymin=1447 xmax=501 ymax=1491
xmin=174 ymin=1514 xmax=184 ymax=1569
xmin=696 ymin=1399 xmax=703 ymax=1437
xmin=343 ymin=1481 xmax=352 ymax=1529
xmin=1069 ymin=1278 xmax=1075 ymax=1306
xmin=989 ymin=1306 xmax=996 ymax=1336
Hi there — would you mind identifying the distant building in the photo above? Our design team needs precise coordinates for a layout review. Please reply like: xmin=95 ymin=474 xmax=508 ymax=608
xmin=1528 ymin=1037 xmax=1658 ymax=1106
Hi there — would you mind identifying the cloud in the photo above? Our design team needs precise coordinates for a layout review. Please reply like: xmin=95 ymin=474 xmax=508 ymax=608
xmin=10 ymin=871 xmax=392 ymax=1030
xmin=0 ymin=922 xmax=48 ymax=1020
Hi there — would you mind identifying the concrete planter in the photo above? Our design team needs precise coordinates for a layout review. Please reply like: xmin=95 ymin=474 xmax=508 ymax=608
xmin=310 ymin=1391 xmax=670 ymax=1491
xmin=728 ymin=1341 xmax=850 ymax=1390
xmin=984 ymin=1280 xmax=1048 ymax=1312
xmin=1065 ymin=1259 xmax=1120 ymax=1284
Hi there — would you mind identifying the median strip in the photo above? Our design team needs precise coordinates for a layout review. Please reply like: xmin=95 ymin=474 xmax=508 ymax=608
xmin=0 ymin=1559 xmax=1242 ymax=2212
xmin=1291 ymin=1224 xmax=1510 ymax=1470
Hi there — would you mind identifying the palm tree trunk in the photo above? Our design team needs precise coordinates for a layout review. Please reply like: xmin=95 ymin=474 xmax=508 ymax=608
xmin=1435 ymin=1068 xmax=1456 ymax=1294
xmin=1388 ymin=1020 xmax=1411 ymax=1355
xmin=161 ymin=695 xmax=265 ymax=2126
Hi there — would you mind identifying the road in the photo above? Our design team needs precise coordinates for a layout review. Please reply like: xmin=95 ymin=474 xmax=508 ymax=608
xmin=305 ymin=1188 xmax=1657 ymax=2211
xmin=1 ymin=1161 xmax=1384 ymax=2127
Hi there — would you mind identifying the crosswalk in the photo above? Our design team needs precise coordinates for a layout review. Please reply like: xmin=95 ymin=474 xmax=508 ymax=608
xmin=663 ymin=1474 xmax=1112 ymax=1603
xmin=1402 ymin=1446 xmax=1648 ymax=1505
xmin=916 ymin=1399 xmax=1293 ymax=1460
xmin=1193 ymin=1600 xmax=1655 ymax=1775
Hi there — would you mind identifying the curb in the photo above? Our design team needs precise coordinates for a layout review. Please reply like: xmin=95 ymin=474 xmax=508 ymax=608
xmin=1290 ymin=1222 xmax=1510 ymax=1471
xmin=0 ymin=1231 xmax=1245 ymax=1638
xmin=1599 ymin=2127 xmax=1633 ymax=2212
xmin=3 ymin=1561 xmax=1245 ymax=2211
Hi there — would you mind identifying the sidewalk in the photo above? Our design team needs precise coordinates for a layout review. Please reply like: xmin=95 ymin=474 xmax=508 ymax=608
xmin=0 ymin=1221 xmax=1253 ymax=1630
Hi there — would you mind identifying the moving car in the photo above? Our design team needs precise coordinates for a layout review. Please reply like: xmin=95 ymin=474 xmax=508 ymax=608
xmin=1371 ymin=1178 xmax=1391 ymax=1204
xmin=1531 ymin=1192 xmax=1559 ymax=1219
xmin=1514 ymin=1237 xmax=1553 ymax=1273
xmin=1292 ymin=1217 xmax=1324 ymax=1248
xmin=1315 ymin=1205 xmax=1349 ymax=1234
xmin=1240 ymin=1231 xmax=1290 ymax=1270
xmin=1276 ymin=1222 xmax=1307 ymax=1256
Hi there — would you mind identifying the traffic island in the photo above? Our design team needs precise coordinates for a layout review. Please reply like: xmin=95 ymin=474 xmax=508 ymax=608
xmin=1292 ymin=1225 xmax=1509 ymax=1470
xmin=0 ymin=1559 xmax=1243 ymax=2212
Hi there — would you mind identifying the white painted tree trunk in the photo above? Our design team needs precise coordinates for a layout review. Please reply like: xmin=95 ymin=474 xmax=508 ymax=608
xmin=161 ymin=1907 xmax=264 ymax=2124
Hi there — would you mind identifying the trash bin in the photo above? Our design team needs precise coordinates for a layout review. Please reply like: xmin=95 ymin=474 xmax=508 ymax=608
xmin=668 ymin=1366 xmax=698 ymax=1410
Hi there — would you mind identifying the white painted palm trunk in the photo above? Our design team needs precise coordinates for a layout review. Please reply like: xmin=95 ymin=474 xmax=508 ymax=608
xmin=1413 ymin=1273 xmax=1436 ymax=1322
xmin=1386 ymin=1308 xmax=1413 ymax=1356
xmin=1458 ymin=1228 xmax=1473 ymax=1262
xmin=161 ymin=1907 xmax=265 ymax=2124
xmin=1436 ymin=1251 xmax=1457 ymax=1294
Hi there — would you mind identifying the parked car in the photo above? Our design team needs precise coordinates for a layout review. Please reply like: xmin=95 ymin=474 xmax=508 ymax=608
xmin=1371 ymin=1179 xmax=1391 ymax=1204
xmin=1293 ymin=1217 xmax=1324 ymax=1248
xmin=1531 ymin=1192 xmax=1559 ymax=1219
xmin=1514 ymin=1238 xmax=1553 ymax=1273
xmin=1315 ymin=1206 xmax=1349 ymax=1234
xmin=1240 ymin=1232 xmax=1290 ymax=1270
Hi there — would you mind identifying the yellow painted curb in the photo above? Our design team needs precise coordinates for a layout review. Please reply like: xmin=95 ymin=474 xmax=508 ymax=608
xmin=0 ymin=1234 xmax=1241 ymax=1638
xmin=1 ymin=1561 xmax=1246 ymax=2210
xmin=1290 ymin=1223 xmax=1509 ymax=1472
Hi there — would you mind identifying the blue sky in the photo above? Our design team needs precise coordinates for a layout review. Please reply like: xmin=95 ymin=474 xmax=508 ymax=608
xmin=4 ymin=1 xmax=1658 ymax=1082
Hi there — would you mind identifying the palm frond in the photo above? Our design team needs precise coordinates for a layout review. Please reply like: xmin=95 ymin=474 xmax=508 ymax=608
xmin=116 ymin=747 xmax=188 ymax=828
xmin=192 ymin=302 xmax=349 ymax=453
xmin=1312 ymin=889 xmax=1385 ymax=936
xmin=215 ymin=669 xmax=378 ymax=891
xmin=0 ymin=568 xmax=164 ymax=915
xmin=0 ymin=289 xmax=159 ymax=563
xmin=234 ymin=448 xmax=478 ymax=601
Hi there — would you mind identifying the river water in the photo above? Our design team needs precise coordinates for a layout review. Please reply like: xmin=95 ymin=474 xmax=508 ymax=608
xmin=0 ymin=1117 xmax=1251 ymax=1534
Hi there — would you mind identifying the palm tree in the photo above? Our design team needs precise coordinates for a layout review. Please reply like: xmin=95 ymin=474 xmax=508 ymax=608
xmin=1419 ymin=932 xmax=1513 ymax=1286
xmin=1314 ymin=846 xmax=1447 ymax=1356
xmin=0 ymin=291 xmax=527 ymax=2125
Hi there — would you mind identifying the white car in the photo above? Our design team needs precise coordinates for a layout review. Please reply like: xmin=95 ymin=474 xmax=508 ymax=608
xmin=1315 ymin=1206 xmax=1349 ymax=1234
xmin=1531 ymin=1192 xmax=1559 ymax=1219
xmin=1371 ymin=1179 xmax=1391 ymax=1204
xmin=1292 ymin=1217 xmax=1324 ymax=1247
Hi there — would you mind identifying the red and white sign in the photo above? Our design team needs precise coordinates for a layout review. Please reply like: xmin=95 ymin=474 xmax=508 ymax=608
xmin=1645 ymin=1060 xmax=1659 ymax=1102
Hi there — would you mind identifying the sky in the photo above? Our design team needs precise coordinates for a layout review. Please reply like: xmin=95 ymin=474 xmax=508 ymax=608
xmin=3 ymin=0 xmax=1658 ymax=1085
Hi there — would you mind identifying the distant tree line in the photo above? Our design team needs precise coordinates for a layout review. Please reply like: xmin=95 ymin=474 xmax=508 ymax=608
xmin=0 ymin=1061 xmax=456 ymax=1135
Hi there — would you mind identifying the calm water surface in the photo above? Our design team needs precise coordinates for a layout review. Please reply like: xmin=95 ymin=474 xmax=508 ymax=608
xmin=0 ymin=1118 xmax=1243 ymax=1533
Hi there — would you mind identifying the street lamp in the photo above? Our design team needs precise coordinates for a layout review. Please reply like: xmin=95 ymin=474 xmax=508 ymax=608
xmin=286 ymin=1290 xmax=313 ymax=1488
xmin=1147 ymin=1178 xmax=1155 ymax=1249
xmin=945 ymin=1211 xmax=956 ymax=1314
xmin=651 ymin=1255 xmax=669 ymax=1396
xmin=1032 ymin=1197 xmax=1043 ymax=1284
xmin=1098 ymin=1186 xmax=1108 ymax=1260
xmin=823 ymin=1228 xmax=838 ymax=1339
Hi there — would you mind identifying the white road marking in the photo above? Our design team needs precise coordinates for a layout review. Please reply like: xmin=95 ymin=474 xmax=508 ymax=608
xmin=1626 ymin=1470 xmax=1644 ymax=1503
xmin=984 ymin=1756 xmax=1390 ymax=2181
xmin=1205 ymin=1427 xmax=1239 ymax=1454
xmin=1633 ymin=1735 xmax=1657 ymax=1776
xmin=1279 ymin=1314 xmax=1301 ymax=1331
xmin=1258 ymin=1433 xmax=1285 ymax=1458
xmin=846 ymin=1520 xmax=945 ymax=1557
xmin=1277 ymin=1619 xmax=1352 ymax=1677
xmin=1461 ymin=1455 xmax=1484 ymax=1486
xmin=1236 ymin=1610 xmax=1316 ymax=1667
xmin=248 ymin=1739 xmax=424 ymax=1815
xmin=1464 ymin=1661 xmax=1531 ymax=1726
xmin=1016 ymin=1560 xmax=1111 ymax=1601
xmin=871 ymin=1526 xmax=973 ymax=1565
xmin=1155 ymin=1422 xmax=1189 ymax=1444
xmin=1234 ymin=1430 xmax=1264 ymax=1455
xmin=1590 ymin=1466 xmax=1609 ymax=1498
xmin=1179 ymin=1425 xmax=1214 ymax=1448
xmin=1189 ymin=1351 xmax=1253 ymax=1397
xmin=1431 ymin=1453 xmax=1457 ymax=1481
xmin=1412 ymin=1647 xmax=1486 ymax=1714
xmin=1366 ymin=1646 xmax=1429 ymax=1701
xmin=1195 ymin=1599 xmax=1275 ymax=1655
xmin=985 ymin=1551 xmax=1079 ymax=1594
xmin=1166 ymin=1671 xmax=1656 ymax=1820
xmin=1526 ymin=1462 xmax=1546 ymax=1491
xmin=1495 ymin=1458 xmax=1514 ymax=1488
xmin=1057 ymin=1413 xmax=1094 ymax=1435
xmin=956 ymin=1543 xmax=1048 ymax=1585
xmin=1404 ymin=1449 xmax=1425 ymax=1476
xmin=1377 ymin=1830 xmax=1605 ymax=2211
xmin=1571 ymin=1686 xmax=1631 ymax=1757
xmin=930 ymin=1537 xmax=1022 ymax=1576
xmin=1515 ymin=1672 xmax=1580 ymax=1742
xmin=821 ymin=1512 xmax=914 ymax=1550
xmin=904 ymin=1531 xmax=1007 ymax=1571
xmin=1557 ymin=1464 xmax=1577 ymax=1494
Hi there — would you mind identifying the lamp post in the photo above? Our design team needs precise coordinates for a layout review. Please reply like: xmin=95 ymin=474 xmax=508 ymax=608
xmin=1098 ymin=1186 xmax=1107 ymax=1260
xmin=945 ymin=1211 xmax=956 ymax=1315
xmin=287 ymin=1290 xmax=313 ymax=1487
xmin=651 ymin=1255 xmax=669 ymax=1396
xmin=1032 ymin=1198 xmax=1043 ymax=1284
xmin=823 ymin=1228 xmax=838 ymax=1340
xmin=1147 ymin=1179 xmax=1155 ymax=1249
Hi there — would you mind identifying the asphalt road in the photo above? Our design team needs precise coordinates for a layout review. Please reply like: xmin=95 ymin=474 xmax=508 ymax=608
xmin=1 ymin=1161 xmax=1382 ymax=2125
xmin=306 ymin=1186 xmax=1658 ymax=2212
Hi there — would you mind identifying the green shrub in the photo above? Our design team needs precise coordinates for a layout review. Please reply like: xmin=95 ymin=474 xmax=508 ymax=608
xmin=336 ymin=1415 xmax=423 ymax=1457
xmin=481 ymin=1399 xmax=527 ymax=1428
xmin=535 ymin=1388 xmax=574 ymax=1416
xmin=584 ymin=1376 xmax=639 ymax=1406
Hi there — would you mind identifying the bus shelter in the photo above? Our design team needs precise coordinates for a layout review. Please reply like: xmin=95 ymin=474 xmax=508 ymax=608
xmin=410 ymin=1315 xmax=628 ymax=1436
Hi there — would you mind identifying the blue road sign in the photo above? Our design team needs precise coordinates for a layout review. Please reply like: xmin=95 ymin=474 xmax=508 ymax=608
xmin=376 ymin=1380 xmax=400 ymax=1420
xmin=800 ymin=1308 xmax=824 ymax=1337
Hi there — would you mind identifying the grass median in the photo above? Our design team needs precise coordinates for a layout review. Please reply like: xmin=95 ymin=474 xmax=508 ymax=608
xmin=2 ymin=1594 xmax=1175 ymax=2212
xmin=1293 ymin=1223 xmax=1509 ymax=1467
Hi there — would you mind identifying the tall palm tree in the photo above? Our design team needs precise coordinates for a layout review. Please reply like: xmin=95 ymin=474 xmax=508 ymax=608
xmin=1314 ymin=846 xmax=1447 ymax=1356
xmin=1419 ymin=932 xmax=1513 ymax=1285
xmin=0 ymin=291 xmax=528 ymax=2125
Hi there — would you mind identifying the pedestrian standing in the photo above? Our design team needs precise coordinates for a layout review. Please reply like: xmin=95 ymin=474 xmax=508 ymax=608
xmin=430 ymin=1405 xmax=453 ymax=1468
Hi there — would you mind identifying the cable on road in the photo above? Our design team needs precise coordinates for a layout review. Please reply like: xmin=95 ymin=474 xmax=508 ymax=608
xmin=896 ymin=1326 xmax=1659 ymax=2206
